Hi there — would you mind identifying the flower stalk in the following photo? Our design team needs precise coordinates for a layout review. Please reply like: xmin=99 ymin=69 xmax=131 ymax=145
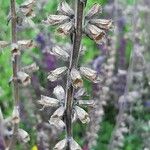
xmin=65 ymin=1 xmax=84 ymax=147
xmin=8 ymin=0 xmax=20 ymax=149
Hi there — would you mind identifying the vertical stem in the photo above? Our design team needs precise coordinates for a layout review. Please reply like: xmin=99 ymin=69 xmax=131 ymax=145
xmin=8 ymin=0 xmax=19 ymax=149
xmin=65 ymin=0 xmax=84 ymax=149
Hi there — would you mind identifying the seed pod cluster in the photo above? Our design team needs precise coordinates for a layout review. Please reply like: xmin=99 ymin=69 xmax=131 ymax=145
xmin=40 ymin=1 xmax=112 ymax=149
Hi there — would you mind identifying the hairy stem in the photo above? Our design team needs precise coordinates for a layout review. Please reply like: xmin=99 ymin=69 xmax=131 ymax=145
xmin=65 ymin=0 xmax=84 ymax=149
xmin=8 ymin=0 xmax=19 ymax=149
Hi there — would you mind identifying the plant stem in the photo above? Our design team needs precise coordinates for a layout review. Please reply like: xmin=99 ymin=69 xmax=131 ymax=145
xmin=65 ymin=0 xmax=84 ymax=149
xmin=8 ymin=0 xmax=19 ymax=149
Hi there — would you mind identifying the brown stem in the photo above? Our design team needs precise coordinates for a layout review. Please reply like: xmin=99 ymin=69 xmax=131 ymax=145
xmin=8 ymin=0 xmax=19 ymax=149
xmin=65 ymin=0 xmax=84 ymax=149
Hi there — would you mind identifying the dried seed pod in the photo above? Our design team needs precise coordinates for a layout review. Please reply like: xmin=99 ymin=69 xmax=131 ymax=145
xmin=80 ymin=67 xmax=98 ymax=82
xmin=74 ymin=88 xmax=86 ymax=99
xmin=18 ymin=40 xmax=35 ymax=49
xmin=43 ymin=15 xmax=70 ymax=26
xmin=51 ymin=45 xmax=69 ymax=60
xmin=70 ymin=68 xmax=83 ymax=89
xmin=51 ymin=106 xmax=65 ymax=118
xmin=57 ymin=1 xmax=74 ymax=16
xmin=53 ymin=85 xmax=65 ymax=101
xmin=49 ymin=118 xmax=65 ymax=130
xmin=17 ymin=128 xmax=30 ymax=143
xmin=0 ymin=41 xmax=9 ymax=49
xmin=12 ymin=106 xmax=20 ymax=124
xmin=85 ymin=24 xmax=106 ymax=44
xmin=53 ymin=138 xmax=82 ymax=150
xmin=89 ymin=19 xmax=112 ymax=30
xmin=17 ymin=71 xmax=31 ymax=86
xmin=21 ymin=63 xmax=39 ymax=74
xmin=77 ymin=100 xmax=95 ymax=107
xmin=11 ymin=43 xmax=20 ymax=57
xmin=57 ymin=21 xmax=74 ymax=35
xmin=20 ymin=0 xmax=35 ymax=16
xmin=70 ymin=138 xmax=82 ymax=150
xmin=53 ymin=139 xmax=67 ymax=150
xmin=75 ymin=106 xmax=90 ymax=124
xmin=38 ymin=95 xmax=60 ymax=108
xmin=47 ymin=66 xmax=68 ymax=82
xmin=85 ymin=4 xmax=102 ymax=19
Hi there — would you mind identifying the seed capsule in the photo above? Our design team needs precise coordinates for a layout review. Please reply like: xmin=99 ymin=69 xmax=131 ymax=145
xmin=85 ymin=4 xmax=102 ymax=19
xmin=17 ymin=128 xmax=30 ymax=143
xmin=47 ymin=66 xmax=68 ymax=82
xmin=18 ymin=40 xmax=35 ymax=49
xmin=57 ymin=21 xmax=74 ymax=35
xmin=70 ymin=68 xmax=83 ymax=89
xmin=51 ymin=106 xmax=65 ymax=118
xmin=51 ymin=45 xmax=69 ymax=61
xmin=80 ymin=67 xmax=98 ymax=82
xmin=75 ymin=106 xmax=90 ymax=124
xmin=43 ymin=15 xmax=70 ymax=26
xmin=0 ymin=41 xmax=9 ymax=49
xmin=57 ymin=1 xmax=74 ymax=16
xmin=85 ymin=24 xmax=106 ymax=44
xmin=49 ymin=118 xmax=65 ymax=130
xmin=21 ymin=63 xmax=39 ymax=74
xmin=89 ymin=19 xmax=112 ymax=30
xmin=17 ymin=71 xmax=31 ymax=86
xmin=12 ymin=106 xmax=20 ymax=124
xmin=38 ymin=95 xmax=60 ymax=107
xmin=11 ymin=43 xmax=20 ymax=57
xmin=53 ymin=85 xmax=65 ymax=101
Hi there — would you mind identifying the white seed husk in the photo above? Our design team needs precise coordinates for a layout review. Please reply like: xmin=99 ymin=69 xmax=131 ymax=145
xmin=85 ymin=4 xmax=102 ymax=19
xmin=75 ymin=106 xmax=90 ymax=124
xmin=38 ymin=95 xmax=60 ymax=107
xmin=47 ymin=66 xmax=68 ymax=82
xmin=53 ymin=85 xmax=65 ymax=101
xmin=17 ymin=128 xmax=30 ymax=143
xmin=70 ymin=68 xmax=83 ymax=89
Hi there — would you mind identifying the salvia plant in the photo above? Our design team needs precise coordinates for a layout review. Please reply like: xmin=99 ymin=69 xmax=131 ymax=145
xmin=38 ymin=0 xmax=112 ymax=149
xmin=0 ymin=0 xmax=150 ymax=150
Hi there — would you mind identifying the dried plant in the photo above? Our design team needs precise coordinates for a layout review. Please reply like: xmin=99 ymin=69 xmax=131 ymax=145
xmin=38 ymin=0 xmax=112 ymax=149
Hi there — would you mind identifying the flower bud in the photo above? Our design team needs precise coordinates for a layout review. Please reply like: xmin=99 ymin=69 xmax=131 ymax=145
xmin=47 ymin=66 xmax=68 ymax=82
xmin=85 ymin=4 xmax=102 ymax=19
xmin=53 ymin=85 xmax=65 ymax=101
xmin=75 ymin=106 xmax=90 ymax=124
xmin=17 ymin=71 xmax=31 ymax=86
xmin=74 ymin=88 xmax=86 ymax=99
xmin=70 ymin=68 xmax=83 ymax=89
xmin=38 ymin=95 xmax=60 ymax=107
xmin=17 ymin=128 xmax=30 ymax=143
xmin=51 ymin=45 xmax=69 ymax=61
